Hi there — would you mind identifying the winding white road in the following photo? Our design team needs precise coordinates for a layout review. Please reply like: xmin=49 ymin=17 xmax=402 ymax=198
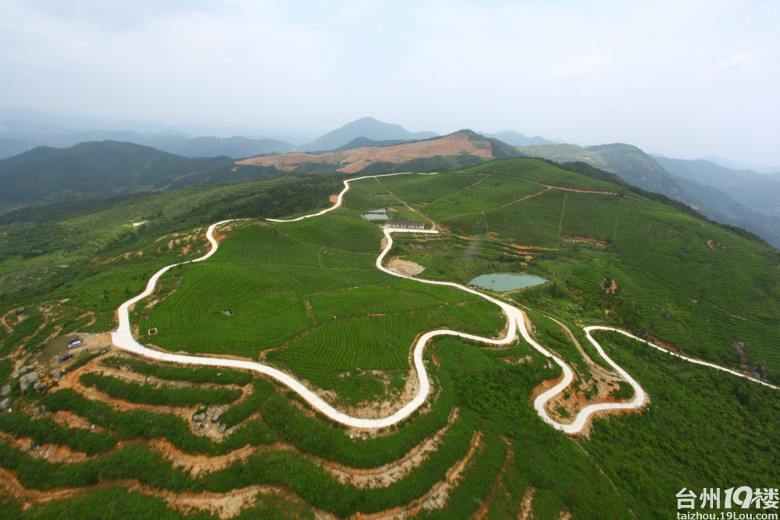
xmin=111 ymin=173 xmax=778 ymax=434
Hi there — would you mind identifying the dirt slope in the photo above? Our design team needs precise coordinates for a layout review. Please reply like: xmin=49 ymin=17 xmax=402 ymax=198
xmin=236 ymin=132 xmax=493 ymax=173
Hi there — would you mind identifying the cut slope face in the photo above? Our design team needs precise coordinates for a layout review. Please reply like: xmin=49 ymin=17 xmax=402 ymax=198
xmin=236 ymin=132 xmax=494 ymax=173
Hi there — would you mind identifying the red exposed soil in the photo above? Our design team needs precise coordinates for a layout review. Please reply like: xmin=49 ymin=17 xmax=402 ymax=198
xmin=236 ymin=133 xmax=493 ymax=174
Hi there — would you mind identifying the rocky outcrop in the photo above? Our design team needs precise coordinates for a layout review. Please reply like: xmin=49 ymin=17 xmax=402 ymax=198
xmin=19 ymin=372 xmax=39 ymax=392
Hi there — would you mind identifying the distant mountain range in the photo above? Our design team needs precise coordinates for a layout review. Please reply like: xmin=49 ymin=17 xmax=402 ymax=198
xmin=0 ymin=141 xmax=286 ymax=213
xmin=517 ymin=143 xmax=780 ymax=247
xmin=0 ymin=107 xmax=297 ymax=159
xmin=0 ymin=129 xmax=294 ymax=160
xmin=699 ymin=155 xmax=780 ymax=174
xmin=480 ymin=130 xmax=557 ymax=147
xmin=653 ymin=156 xmax=780 ymax=217
xmin=298 ymin=117 xmax=438 ymax=152
xmin=1 ymin=109 xmax=779 ymax=248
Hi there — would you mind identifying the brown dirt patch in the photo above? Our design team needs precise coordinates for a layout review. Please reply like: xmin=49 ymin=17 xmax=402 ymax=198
xmin=50 ymin=410 xmax=109 ymax=432
xmin=386 ymin=257 xmax=425 ymax=277
xmin=600 ymin=278 xmax=619 ymax=294
xmin=236 ymin=133 xmax=494 ymax=174
xmin=210 ymin=221 xmax=246 ymax=246
xmin=519 ymin=486 xmax=536 ymax=520
xmin=0 ymin=310 xmax=14 ymax=334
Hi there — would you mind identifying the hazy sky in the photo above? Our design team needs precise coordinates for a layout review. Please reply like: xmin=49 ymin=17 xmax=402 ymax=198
xmin=2 ymin=0 xmax=779 ymax=164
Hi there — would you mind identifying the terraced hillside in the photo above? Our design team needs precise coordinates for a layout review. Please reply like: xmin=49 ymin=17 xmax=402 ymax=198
xmin=0 ymin=159 xmax=777 ymax=519
xmin=364 ymin=161 xmax=780 ymax=377
xmin=138 ymin=217 xmax=504 ymax=406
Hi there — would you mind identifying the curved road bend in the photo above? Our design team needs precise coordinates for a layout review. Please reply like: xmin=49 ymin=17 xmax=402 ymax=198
xmin=111 ymin=173 xmax=778 ymax=434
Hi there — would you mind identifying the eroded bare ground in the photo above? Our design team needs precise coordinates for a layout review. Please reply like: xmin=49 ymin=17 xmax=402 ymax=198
xmin=236 ymin=133 xmax=493 ymax=174
xmin=386 ymin=257 xmax=425 ymax=277
xmin=519 ymin=486 xmax=537 ymax=520
xmin=0 ymin=309 xmax=15 ymax=334
xmin=2 ymin=337 xmax=509 ymax=517
xmin=4 ymin=405 xmax=463 ymax=488
xmin=0 ymin=428 xmax=487 ymax=520
xmin=0 ymin=432 xmax=90 ymax=464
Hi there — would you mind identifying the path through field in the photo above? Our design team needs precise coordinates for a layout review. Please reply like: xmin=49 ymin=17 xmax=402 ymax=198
xmin=111 ymin=173 xmax=778 ymax=435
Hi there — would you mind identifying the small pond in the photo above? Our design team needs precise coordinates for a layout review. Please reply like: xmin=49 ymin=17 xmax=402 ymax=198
xmin=468 ymin=273 xmax=548 ymax=292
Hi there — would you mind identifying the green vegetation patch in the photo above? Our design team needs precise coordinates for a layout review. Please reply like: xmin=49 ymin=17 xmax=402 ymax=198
xmin=0 ymin=414 xmax=117 ymax=455
xmin=79 ymin=373 xmax=242 ymax=407
xmin=560 ymin=191 xmax=622 ymax=241
xmin=101 ymin=356 xmax=252 ymax=386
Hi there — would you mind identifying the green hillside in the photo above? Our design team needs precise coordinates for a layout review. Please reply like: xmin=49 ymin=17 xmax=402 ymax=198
xmin=520 ymin=143 xmax=780 ymax=247
xmin=368 ymin=159 xmax=780 ymax=379
xmin=517 ymin=143 xmax=688 ymax=200
xmin=0 ymin=141 xmax=287 ymax=211
xmin=655 ymin=155 xmax=780 ymax=220
xmin=0 ymin=159 xmax=776 ymax=519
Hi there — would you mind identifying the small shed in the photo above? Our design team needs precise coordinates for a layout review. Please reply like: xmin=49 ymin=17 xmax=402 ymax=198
xmin=385 ymin=221 xmax=425 ymax=230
